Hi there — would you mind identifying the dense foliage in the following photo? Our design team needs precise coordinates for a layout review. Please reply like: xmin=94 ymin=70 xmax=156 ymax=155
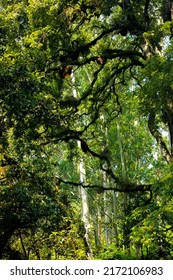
xmin=0 ymin=0 xmax=173 ymax=259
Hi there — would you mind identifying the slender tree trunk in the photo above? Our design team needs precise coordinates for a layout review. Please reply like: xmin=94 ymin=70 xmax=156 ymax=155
xmin=99 ymin=116 xmax=112 ymax=246
xmin=112 ymin=190 xmax=119 ymax=247
xmin=72 ymin=72 xmax=93 ymax=258
xmin=79 ymin=156 xmax=93 ymax=258
xmin=117 ymin=121 xmax=130 ymax=253
xmin=18 ymin=230 xmax=29 ymax=259
xmin=103 ymin=171 xmax=112 ymax=245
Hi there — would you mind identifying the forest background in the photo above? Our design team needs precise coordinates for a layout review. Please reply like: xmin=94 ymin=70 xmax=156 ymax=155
xmin=0 ymin=0 xmax=173 ymax=260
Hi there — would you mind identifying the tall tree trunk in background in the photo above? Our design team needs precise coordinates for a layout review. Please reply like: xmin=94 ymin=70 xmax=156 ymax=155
xmin=72 ymin=73 xmax=93 ymax=258
xmin=84 ymin=66 xmax=103 ymax=252
xmin=79 ymin=157 xmax=93 ymax=258
xmin=117 ymin=121 xmax=130 ymax=253
xmin=96 ymin=195 xmax=103 ymax=249
xmin=112 ymin=190 xmax=119 ymax=247
xmin=100 ymin=116 xmax=113 ymax=246
xmin=103 ymin=171 xmax=112 ymax=246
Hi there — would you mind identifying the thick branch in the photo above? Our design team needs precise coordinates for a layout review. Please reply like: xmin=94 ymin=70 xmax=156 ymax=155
xmin=57 ymin=176 xmax=152 ymax=193
xmin=48 ymin=49 xmax=145 ymax=72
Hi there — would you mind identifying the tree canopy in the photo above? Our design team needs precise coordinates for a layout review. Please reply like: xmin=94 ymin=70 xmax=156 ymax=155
xmin=0 ymin=0 xmax=173 ymax=259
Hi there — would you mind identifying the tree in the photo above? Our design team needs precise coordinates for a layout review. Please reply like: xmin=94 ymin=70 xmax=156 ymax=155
xmin=0 ymin=0 xmax=173 ymax=259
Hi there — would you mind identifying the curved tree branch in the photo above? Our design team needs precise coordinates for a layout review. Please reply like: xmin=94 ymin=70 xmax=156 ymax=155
xmin=57 ymin=176 xmax=152 ymax=194
xmin=148 ymin=113 xmax=171 ymax=163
